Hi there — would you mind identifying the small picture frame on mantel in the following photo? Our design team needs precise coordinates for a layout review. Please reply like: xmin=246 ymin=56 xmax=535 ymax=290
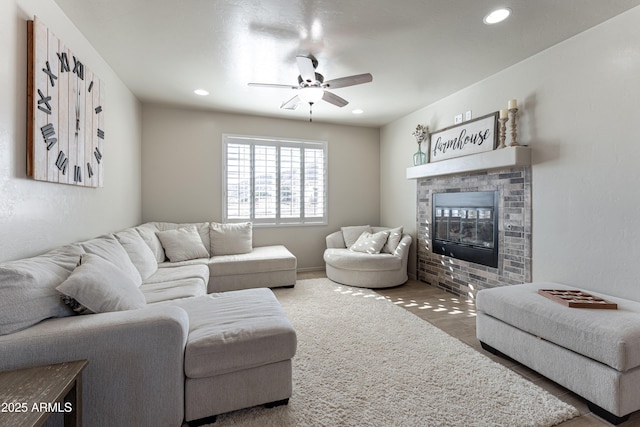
xmin=429 ymin=112 xmax=498 ymax=162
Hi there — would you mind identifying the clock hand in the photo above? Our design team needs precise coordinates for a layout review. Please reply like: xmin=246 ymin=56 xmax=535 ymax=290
xmin=75 ymin=91 xmax=80 ymax=135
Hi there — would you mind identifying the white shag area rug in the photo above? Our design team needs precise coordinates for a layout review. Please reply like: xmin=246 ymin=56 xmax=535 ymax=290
xmin=214 ymin=278 xmax=579 ymax=427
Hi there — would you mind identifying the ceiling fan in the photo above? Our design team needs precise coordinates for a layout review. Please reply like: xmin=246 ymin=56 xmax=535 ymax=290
xmin=248 ymin=55 xmax=373 ymax=121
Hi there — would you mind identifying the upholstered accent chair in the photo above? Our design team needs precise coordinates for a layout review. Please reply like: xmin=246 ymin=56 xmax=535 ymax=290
xmin=323 ymin=226 xmax=412 ymax=288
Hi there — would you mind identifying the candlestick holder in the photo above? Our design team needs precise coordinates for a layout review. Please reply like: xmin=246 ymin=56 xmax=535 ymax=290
xmin=509 ymin=107 xmax=519 ymax=146
xmin=498 ymin=117 xmax=508 ymax=149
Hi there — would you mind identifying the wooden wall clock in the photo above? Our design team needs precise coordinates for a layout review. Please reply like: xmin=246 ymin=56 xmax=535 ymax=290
xmin=27 ymin=17 xmax=105 ymax=187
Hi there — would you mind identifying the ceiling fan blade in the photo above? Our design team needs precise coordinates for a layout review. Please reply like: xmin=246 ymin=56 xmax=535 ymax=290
xmin=248 ymin=83 xmax=298 ymax=89
xmin=323 ymin=73 xmax=373 ymax=89
xmin=280 ymin=95 xmax=300 ymax=110
xmin=296 ymin=56 xmax=317 ymax=84
xmin=322 ymin=91 xmax=348 ymax=107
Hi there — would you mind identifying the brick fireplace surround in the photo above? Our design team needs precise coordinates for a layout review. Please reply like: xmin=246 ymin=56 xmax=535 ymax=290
xmin=416 ymin=166 xmax=532 ymax=298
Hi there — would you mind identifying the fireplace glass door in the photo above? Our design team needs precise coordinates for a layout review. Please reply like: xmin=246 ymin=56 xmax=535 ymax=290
xmin=434 ymin=207 xmax=494 ymax=249
xmin=432 ymin=191 xmax=499 ymax=267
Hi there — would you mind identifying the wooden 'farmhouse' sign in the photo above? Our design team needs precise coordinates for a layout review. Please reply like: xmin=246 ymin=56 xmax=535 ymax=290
xmin=430 ymin=112 xmax=498 ymax=162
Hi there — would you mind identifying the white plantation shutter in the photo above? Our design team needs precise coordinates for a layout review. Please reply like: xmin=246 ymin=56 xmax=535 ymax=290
xmin=304 ymin=148 xmax=325 ymax=219
xmin=254 ymin=145 xmax=277 ymax=218
xmin=280 ymin=146 xmax=301 ymax=218
xmin=226 ymin=143 xmax=251 ymax=219
xmin=223 ymin=135 xmax=327 ymax=225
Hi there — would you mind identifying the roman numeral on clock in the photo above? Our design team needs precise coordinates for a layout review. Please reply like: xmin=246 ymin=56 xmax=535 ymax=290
xmin=55 ymin=151 xmax=68 ymax=174
xmin=97 ymin=128 xmax=105 ymax=139
xmin=37 ymin=89 xmax=52 ymax=114
xmin=95 ymin=105 xmax=102 ymax=114
xmin=40 ymin=123 xmax=57 ymax=150
xmin=42 ymin=61 xmax=57 ymax=87
xmin=94 ymin=147 xmax=102 ymax=164
xmin=87 ymin=162 xmax=94 ymax=178
xmin=72 ymin=56 xmax=84 ymax=80
xmin=57 ymin=52 xmax=70 ymax=73
xmin=73 ymin=165 xmax=82 ymax=183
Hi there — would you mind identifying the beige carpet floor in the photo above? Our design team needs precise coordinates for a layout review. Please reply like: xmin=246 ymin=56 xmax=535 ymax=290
xmin=213 ymin=278 xmax=579 ymax=426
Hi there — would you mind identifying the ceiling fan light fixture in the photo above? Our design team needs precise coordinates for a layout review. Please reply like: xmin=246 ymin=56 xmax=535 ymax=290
xmin=483 ymin=8 xmax=511 ymax=24
xmin=298 ymin=86 xmax=324 ymax=103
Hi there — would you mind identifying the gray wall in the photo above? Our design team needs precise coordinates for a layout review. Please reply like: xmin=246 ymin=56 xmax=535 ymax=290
xmin=0 ymin=0 xmax=142 ymax=262
xmin=141 ymin=104 xmax=380 ymax=270
xmin=380 ymin=6 xmax=640 ymax=300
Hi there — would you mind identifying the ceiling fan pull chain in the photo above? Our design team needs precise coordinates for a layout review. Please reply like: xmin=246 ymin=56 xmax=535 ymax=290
xmin=309 ymin=102 xmax=313 ymax=122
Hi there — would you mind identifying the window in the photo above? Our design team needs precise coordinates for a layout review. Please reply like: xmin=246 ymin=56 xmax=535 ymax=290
xmin=223 ymin=134 xmax=327 ymax=225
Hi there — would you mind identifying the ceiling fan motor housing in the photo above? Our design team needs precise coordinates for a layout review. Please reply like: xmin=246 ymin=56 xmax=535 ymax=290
xmin=298 ymin=72 xmax=324 ymax=87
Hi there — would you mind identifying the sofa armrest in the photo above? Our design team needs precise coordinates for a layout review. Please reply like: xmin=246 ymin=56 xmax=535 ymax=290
xmin=326 ymin=231 xmax=346 ymax=248
xmin=0 ymin=306 xmax=189 ymax=427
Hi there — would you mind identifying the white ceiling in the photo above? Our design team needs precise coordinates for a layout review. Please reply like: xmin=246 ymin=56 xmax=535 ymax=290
xmin=53 ymin=0 xmax=640 ymax=127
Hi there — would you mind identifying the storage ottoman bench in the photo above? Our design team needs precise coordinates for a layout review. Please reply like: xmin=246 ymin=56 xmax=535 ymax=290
xmin=166 ymin=288 xmax=297 ymax=425
xmin=476 ymin=282 xmax=640 ymax=424
xmin=208 ymin=245 xmax=297 ymax=292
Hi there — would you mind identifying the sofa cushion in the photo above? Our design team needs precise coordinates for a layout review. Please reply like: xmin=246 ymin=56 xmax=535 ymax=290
xmin=476 ymin=282 xmax=640 ymax=371
xmin=144 ymin=264 xmax=210 ymax=287
xmin=158 ymin=259 xmax=209 ymax=268
xmin=156 ymin=226 xmax=209 ymax=262
xmin=324 ymin=248 xmax=402 ymax=272
xmin=141 ymin=278 xmax=207 ymax=304
xmin=56 ymin=253 xmax=147 ymax=314
xmin=350 ymin=230 xmax=390 ymax=254
xmin=341 ymin=225 xmax=371 ymax=248
xmin=172 ymin=289 xmax=297 ymax=378
xmin=81 ymin=235 xmax=142 ymax=286
xmin=209 ymin=245 xmax=296 ymax=277
xmin=115 ymin=228 xmax=158 ymax=280
xmin=210 ymin=222 xmax=252 ymax=256
xmin=0 ymin=245 xmax=81 ymax=335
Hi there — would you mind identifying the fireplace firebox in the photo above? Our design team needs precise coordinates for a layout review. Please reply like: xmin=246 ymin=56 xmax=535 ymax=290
xmin=432 ymin=191 xmax=499 ymax=268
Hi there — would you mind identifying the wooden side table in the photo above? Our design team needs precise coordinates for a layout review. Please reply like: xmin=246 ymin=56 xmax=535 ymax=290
xmin=0 ymin=360 xmax=88 ymax=427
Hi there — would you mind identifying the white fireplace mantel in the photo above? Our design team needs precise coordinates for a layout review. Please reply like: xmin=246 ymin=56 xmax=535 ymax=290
xmin=406 ymin=146 xmax=531 ymax=179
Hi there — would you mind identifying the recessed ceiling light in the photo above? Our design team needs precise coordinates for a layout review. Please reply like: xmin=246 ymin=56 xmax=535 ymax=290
xmin=483 ymin=8 xmax=511 ymax=24
xmin=352 ymin=109 xmax=364 ymax=115
xmin=194 ymin=89 xmax=209 ymax=96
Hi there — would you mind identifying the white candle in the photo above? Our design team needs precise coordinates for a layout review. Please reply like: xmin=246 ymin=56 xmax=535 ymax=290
xmin=499 ymin=109 xmax=508 ymax=119
xmin=508 ymin=99 xmax=517 ymax=109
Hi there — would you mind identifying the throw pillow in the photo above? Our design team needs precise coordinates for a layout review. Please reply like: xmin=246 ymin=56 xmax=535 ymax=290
xmin=135 ymin=224 xmax=166 ymax=263
xmin=0 ymin=245 xmax=82 ymax=335
xmin=81 ymin=235 xmax=142 ymax=287
xmin=350 ymin=230 xmax=390 ymax=254
xmin=115 ymin=229 xmax=158 ymax=281
xmin=210 ymin=222 xmax=253 ymax=256
xmin=154 ymin=222 xmax=212 ymax=256
xmin=155 ymin=226 xmax=210 ymax=262
xmin=382 ymin=226 xmax=404 ymax=254
xmin=341 ymin=225 xmax=372 ymax=248
xmin=56 ymin=254 xmax=147 ymax=314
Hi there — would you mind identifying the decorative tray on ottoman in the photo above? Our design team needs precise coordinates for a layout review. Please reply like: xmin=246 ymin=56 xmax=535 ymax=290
xmin=538 ymin=289 xmax=618 ymax=309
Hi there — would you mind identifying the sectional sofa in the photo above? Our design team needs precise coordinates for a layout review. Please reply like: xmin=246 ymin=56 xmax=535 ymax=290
xmin=0 ymin=221 xmax=298 ymax=427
